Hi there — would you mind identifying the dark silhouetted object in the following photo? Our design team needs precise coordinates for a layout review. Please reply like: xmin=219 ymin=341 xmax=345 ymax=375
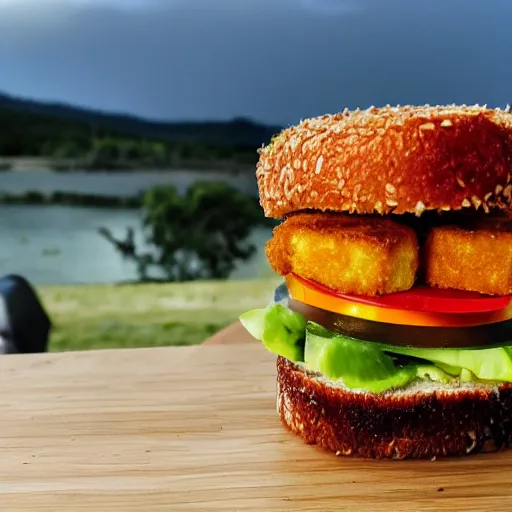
xmin=98 ymin=227 xmax=136 ymax=258
xmin=0 ymin=275 xmax=52 ymax=354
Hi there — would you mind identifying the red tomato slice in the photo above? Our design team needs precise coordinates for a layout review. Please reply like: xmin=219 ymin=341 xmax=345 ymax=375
xmin=285 ymin=274 xmax=512 ymax=327
xmin=285 ymin=274 xmax=506 ymax=327
xmin=291 ymin=274 xmax=512 ymax=314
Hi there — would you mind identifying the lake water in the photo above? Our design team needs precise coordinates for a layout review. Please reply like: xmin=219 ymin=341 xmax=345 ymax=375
xmin=0 ymin=169 xmax=259 ymax=197
xmin=0 ymin=171 xmax=273 ymax=285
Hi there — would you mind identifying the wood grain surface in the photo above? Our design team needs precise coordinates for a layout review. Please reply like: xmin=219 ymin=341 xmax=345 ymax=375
xmin=1 ymin=344 xmax=511 ymax=511
xmin=202 ymin=320 xmax=256 ymax=345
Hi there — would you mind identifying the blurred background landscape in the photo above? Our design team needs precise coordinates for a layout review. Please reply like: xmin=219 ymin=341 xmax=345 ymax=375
xmin=0 ymin=0 xmax=511 ymax=351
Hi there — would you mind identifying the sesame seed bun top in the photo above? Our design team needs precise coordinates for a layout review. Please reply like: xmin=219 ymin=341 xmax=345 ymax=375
xmin=256 ymin=104 xmax=512 ymax=219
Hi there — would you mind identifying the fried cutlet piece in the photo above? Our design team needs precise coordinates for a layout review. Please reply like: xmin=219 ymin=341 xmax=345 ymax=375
xmin=425 ymin=217 xmax=512 ymax=296
xmin=266 ymin=212 xmax=419 ymax=296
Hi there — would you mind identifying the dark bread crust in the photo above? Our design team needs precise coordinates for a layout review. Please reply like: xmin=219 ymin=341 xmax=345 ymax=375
xmin=257 ymin=105 xmax=512 ymax=219
xmin=277 ymin=356 xmax=512 ymax=460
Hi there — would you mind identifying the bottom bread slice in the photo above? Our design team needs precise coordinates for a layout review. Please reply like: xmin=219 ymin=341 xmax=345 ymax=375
xmin=276 ymin=356 xmax=512 ymax=459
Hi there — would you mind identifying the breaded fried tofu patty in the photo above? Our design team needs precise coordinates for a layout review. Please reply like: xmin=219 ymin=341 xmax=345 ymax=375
xmin=425 ymin=217 xmax=512 ymax=296
xmin=266 ymin=212 xmax=419 ymax=296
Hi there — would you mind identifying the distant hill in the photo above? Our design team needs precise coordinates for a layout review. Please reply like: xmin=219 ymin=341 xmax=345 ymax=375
xmin=0 ymin=92 xmax=283 ymax=170
xmin=0 ymin=91 xmax=281 ymax=148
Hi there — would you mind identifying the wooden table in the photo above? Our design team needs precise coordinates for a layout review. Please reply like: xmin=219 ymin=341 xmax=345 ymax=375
xmin=202 ymin=320 xmax=257 ymax=345
xmin=1 ymin=334 xmax=512 ymax=511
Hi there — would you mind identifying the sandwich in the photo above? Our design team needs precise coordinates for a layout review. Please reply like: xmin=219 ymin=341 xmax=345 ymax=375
xmin=239 ymin=104 xmax=512 ymax=460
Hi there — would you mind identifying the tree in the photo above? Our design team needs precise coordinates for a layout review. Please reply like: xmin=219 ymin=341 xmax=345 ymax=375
xmin=52 ymin=140 xmax=81 ymax=159
xmin=99 ymin=182 xmax=268 ymax=282
xmin=86 ymin=137 xmax=125 ymax=169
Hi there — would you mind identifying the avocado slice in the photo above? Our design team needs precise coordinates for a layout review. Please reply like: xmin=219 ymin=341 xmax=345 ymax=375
xmin=304 ymin=328 xmax=418 ymax=392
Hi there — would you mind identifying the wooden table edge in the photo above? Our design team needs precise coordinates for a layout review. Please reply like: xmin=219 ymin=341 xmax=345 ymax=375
xmin=202 ymin=320 xmax=255 ymax=345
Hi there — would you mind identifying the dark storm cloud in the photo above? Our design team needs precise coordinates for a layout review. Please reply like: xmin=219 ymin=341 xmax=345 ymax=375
xmin=0 ymin=0 xmax=510 ymax=125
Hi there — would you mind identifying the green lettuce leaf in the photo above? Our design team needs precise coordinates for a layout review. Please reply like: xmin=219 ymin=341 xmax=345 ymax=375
xmin=313 ymin=335 xmax=418 ymax=393
xmin=240 ymin=304 xmax=512 ymax=392
xmin=239 ymin=305 xmax=306 ymax=361
xmin=415 ymin=365 xmax=454 ymax=384
xmin=382 ymin=345 xmax=512 ymax=382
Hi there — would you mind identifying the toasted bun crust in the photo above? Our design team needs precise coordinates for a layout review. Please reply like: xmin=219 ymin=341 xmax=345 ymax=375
xmin=257 ymin=105 xmax=512 ymax=218
xmin=277 ymin=356 xmax=512 ymax=459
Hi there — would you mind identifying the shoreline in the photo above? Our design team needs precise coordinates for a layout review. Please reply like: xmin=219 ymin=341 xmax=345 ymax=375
xmin=0 ymin=156 xmax=256 ymax=174
xmin=0 ymin=190 xmax=142 ymax=209
xmin=0 ymin=190 xmax=275 ymax=229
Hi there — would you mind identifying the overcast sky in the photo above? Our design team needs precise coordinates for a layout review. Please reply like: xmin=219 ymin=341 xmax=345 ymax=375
xmin=0 ymin=0 xmax=510 ymax=125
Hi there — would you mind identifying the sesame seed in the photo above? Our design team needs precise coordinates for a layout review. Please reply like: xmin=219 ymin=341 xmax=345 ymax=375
xmin=462 ymin=199 xmax=471 ymax=208
xmin=471 ymin=196 xmax=482 ymax=209
xmin=504 ymin=185 xmax=512 ymax=198
xmin=419 ymin=122 xmax=435 ymax=131
xmin=284 ymin=182 xmax=298 ymax=201
xmin=456 ymin=177 xmax=465 ymax=188
xmin=289 ymin=135 xmax=299 ymax=152
xmin=315 ymin=155 xmax=324 ymax=175
xmin=385 ymin=183 xmax=396 ymax=195
xmin=440 ymin=119 xmax=453 ymax=127
xmin=352 ymin=184 xmax=362 ymax=201
xmin=386 ymin=199 xmax=399 ymax=207
xmin=414 ymin=201 xmax=425 ymax=216
xmin=484 ymin=192 xmax=493 ymax=201
xmin=495 ymin=184 xmax=504 ymax=195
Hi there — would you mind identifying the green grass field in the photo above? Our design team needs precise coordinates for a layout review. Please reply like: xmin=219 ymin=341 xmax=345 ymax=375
xmin=37 ymin=278 xmax=279 ymax=352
